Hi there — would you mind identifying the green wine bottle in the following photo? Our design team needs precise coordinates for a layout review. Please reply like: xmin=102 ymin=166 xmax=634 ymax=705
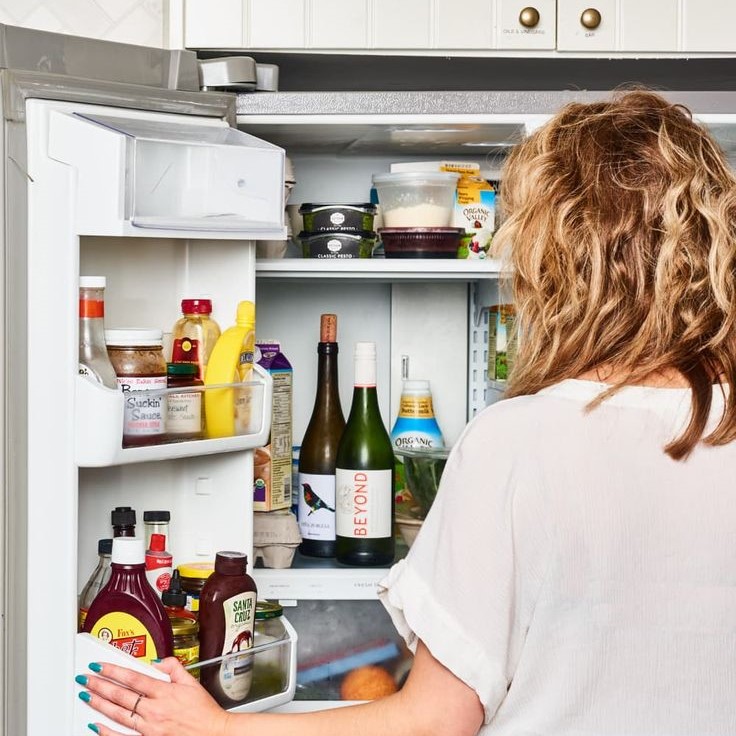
xmin=335 ymin=342 xmax=395 ymax=566
xmin=298 ymin=314 xmax=346 ymax=558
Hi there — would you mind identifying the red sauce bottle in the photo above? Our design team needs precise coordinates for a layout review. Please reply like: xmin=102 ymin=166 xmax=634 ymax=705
xmin=83 ymin=537 xmax=174 ymax=664
xmin=198 ymin=552 xmax=258 ymax=706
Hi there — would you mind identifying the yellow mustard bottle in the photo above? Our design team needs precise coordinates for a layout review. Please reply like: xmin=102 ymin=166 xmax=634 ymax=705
xmin=204 ymin=300 xmax=256 ymax=438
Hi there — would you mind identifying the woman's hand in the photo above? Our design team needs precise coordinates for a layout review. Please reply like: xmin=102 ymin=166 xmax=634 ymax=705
xmin=77 ymin=657 xmax=232 ymax=736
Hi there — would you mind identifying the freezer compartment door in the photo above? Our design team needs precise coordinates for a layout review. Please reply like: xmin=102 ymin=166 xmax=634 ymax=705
xmin=47 ymin=110 xmax=286 ymax=237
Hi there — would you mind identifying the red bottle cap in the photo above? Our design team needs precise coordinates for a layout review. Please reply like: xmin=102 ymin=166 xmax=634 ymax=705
xmin=149 ymin=533 xmax=167 ymax=552
xmin=181 ymin=299 xmax=212 ymax=315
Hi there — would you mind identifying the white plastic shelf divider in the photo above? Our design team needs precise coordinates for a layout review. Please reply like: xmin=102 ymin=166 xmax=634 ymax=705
xmin=253 ymin=566 xmax=388 ymax=601
xmin=255 ymin=258 xmax=503 ymax=281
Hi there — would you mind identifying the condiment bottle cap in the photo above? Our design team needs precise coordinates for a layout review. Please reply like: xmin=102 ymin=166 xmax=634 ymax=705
xmin=235 ymin=301 xmax=255 ymax=327
xmin=167 ymin=362 xmax=198 ymax=376
xmin=143 ymin=510 xmax=170 ymax=523
xmin=181 ymin=298 xmax=212 ymax=315
xmin=98 ymin=538 xmax=113 ymax=555
xmin=79 ymin=276 xmax=106 ymax=288
xmin=162 ymin=570 xmax=187 ymax=608
xmin=214 ymin=551 xmax=248 ymax=575
xmin=112 ymin=537 xmax=145 ymax=565
xmin=111 ymin=506 xmax=136 ymax=527
xmin=149 ymin=533 xmax=167 ymax=552
xmin=105 ymin=328 xmax=163 ymax=347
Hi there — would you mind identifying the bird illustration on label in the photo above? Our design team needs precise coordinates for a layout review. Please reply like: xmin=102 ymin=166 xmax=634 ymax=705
xmin=302 ymin=482 xmax=336 ymax=515
xmin=228 ymin=630 xmax=252 ymax=653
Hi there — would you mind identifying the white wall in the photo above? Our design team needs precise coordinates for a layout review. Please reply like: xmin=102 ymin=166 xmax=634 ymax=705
xmin=0 ymin=0 xmax=164 ymax=47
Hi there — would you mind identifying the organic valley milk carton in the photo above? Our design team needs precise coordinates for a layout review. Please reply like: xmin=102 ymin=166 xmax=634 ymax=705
xmin=254 ymin=341 xmax=293 ymax=511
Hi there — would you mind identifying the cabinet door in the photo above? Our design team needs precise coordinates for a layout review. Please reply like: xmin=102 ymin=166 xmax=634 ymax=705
xmin=557 ymin=0 xmax=616 ymax=51
xmin=683 ymin=0 xmax=736 ymax=52
xmin=247 ymin=0 xmax=307 ymax=48
xmin=373 ymin=0 xmax=432 ymax=48
xmin=497 ymin=0 xmax=556 ymax=50
xmin=619 ymin=0 xmax=678 ymax=52
xmin=184 ymin=0 xmax=243 ymax=48
xmin=434 ymin=0 xmax=494 ymax=50
xmin=310 ymin=0 xmax=369 ymax=48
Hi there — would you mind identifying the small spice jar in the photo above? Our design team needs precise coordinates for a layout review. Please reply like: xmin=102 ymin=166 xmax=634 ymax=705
xmin=177 ymin=562 xmax=214 ymax=616
xmin=106 ymin=329 xmax=167 ymax=447
xmin=250 ymin=601 xmax=289 ymax=700
xmin=170 ymin=616 xmax=200 ymax=677
xmin=166 ymin=363 xmax=204 ymax=441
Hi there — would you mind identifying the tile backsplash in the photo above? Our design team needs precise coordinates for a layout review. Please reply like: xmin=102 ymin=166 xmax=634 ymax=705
xmin=0 ymin=0 xmax=164 ymax=47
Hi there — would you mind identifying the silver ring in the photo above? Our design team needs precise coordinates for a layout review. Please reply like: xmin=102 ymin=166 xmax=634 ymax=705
xmin=130 ymin=692 xmax=145 ymax=717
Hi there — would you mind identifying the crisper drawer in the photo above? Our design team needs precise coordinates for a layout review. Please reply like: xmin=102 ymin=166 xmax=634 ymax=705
xmin=281 ymin=599 xmax=412 ymax=703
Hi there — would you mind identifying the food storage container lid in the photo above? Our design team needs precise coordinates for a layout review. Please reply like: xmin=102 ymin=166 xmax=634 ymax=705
xmin=170 ymin=617 xmax=199 ymax=636
xmin=105 ymin=328 xmax=163 ymax=347
xmin=298 ymin=230 xmax=377 ymax=242
xmin=255 ymin=601 xmax=283 ymax=620
xmin=79 ymin=276 xmax=107 ymax=288
xmin=177 ymin=562 xmax=215 ymax=579
xmin=181 ymin=298 xmax=212 ymax=314
xmin=299 ymin=203 xmax=376 ymax=214
xmin=372 ymin=172 xmax=460 ymax=185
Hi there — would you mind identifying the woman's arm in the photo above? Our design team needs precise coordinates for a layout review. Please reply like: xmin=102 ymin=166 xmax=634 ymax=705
xmin=81 ymin=640 xmax=484 ymax=736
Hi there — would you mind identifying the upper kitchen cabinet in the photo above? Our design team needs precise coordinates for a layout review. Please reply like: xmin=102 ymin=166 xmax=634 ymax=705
xmin=682 ymin=0 xmax=736 ymax=52
xmin=496 ymin=0 xmax=556 ymax=50
xmin=179 ymin=0 xmax=736 ymax=54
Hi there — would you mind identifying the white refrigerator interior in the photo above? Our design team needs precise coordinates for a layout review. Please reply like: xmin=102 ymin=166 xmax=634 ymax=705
xmin=15 ymin=94 xmax=290 ymax=736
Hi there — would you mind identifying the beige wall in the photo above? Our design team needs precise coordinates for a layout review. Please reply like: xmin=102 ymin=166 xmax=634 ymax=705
xmin=0 ymin=0 xmax=165 ymax=47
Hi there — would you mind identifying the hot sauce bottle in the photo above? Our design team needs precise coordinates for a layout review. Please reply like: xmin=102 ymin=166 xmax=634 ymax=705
xmin=83 ymin=537 xmax=173 ymax=664
xmin=198 ymin=552 xmax=257 ymax=706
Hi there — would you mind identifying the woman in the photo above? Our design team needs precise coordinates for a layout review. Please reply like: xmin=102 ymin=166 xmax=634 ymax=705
xmin=77 ymin=90 xmax=736 ymax=735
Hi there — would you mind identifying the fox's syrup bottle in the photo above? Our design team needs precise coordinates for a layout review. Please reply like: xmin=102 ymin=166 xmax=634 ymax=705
xmin=298 ymin=314 xmax=346 ymax=558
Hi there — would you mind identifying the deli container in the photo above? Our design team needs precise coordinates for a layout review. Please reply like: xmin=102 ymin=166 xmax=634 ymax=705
xmin=378 ymin=227 xmax=464 ymax=259
xmin=300 ymin=231 xmax=377 ymax=259
xmin=372 ymin=172 xmax=459 ymax=227
xmin=299 ymin=203 xmax=377 ymax=233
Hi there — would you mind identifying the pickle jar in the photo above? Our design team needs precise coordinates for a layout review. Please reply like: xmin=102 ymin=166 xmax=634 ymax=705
xmin=105 ymin=329 xmax=167 ymax=447
xmin=171 ymin=616 xmax=200 ymax=676
xmin=251 ymin=601 xmax=289 ymax=700
xmin=177 ymin=562 xmax=214 ymax=616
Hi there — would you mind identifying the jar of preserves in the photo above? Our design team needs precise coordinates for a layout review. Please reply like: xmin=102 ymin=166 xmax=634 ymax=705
xmin=166 ymin=363 xmax=204 ymax=441
xmin=106 ymin=329 xmax=167 ymax=447
xmin=171 ymin=616 xmax=200 ymax=676
xmin=177 ymin=562 xmax=214 ymax=616
xmin=250 ymin=601 xmax=289 ymax=700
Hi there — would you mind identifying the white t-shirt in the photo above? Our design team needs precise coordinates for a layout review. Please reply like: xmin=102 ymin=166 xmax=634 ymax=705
xmin=378 ymin=379 xmax=736 ymax=735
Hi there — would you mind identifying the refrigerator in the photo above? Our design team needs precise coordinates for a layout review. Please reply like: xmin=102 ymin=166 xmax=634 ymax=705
xmin=0 ymin=23 xmax=297 ymax=736
xmin=5 ymin=22 xmax=736 ymax=734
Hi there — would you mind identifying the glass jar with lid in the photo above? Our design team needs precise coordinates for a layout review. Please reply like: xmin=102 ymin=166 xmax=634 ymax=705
xmin=170 ymin=616 xmax=200 ymax=677
xmin=177 ymin=562 xmax=214 ymax=616
xmin=250 ymin=601 xmax=289 ymax=700
xmin=106 ymin=328 xmax=167 ymax=447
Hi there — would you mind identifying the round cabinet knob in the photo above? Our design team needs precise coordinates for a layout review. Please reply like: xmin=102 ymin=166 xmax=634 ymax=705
xmin=518 ymin=6 xmax=540 ymax=28
xmin=580 ymin=7 xmax=602 ymax=29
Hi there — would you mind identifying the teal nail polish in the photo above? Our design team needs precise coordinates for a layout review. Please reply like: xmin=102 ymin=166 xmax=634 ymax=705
xmin=75 ymin=675 xmax=88 ymax=686
xmin=78 ymin=691 xmax=91 ymax=703
xmin=88 ymin=662 xmax=102 ymax=673
xmin=88 ymin=724 xmax=100 ymax=734
xmin=152 ymin=658 xmax=162 ymax=663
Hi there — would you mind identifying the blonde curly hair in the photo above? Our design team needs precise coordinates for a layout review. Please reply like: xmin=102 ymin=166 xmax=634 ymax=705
xmin=494 ymin=90 xmax=736 ymax=459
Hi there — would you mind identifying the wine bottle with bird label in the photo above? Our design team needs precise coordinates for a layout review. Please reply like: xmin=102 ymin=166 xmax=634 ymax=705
xmin=298 ymin=314 xmax=346 ymax=557
xmin=335 ymin=342 xmax=395 ymax=566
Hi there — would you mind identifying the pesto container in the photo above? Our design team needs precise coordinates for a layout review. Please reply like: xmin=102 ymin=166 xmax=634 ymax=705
xmin=300 ymin=231 xmax=377 ymax=259
xmin=299 ymin=203 xmax=376 ymax=233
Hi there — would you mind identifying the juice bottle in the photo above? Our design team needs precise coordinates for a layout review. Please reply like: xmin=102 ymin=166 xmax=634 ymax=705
xmin=204 ymin=300 xmax=256 ymax=438
xmin=171 ymin=298 xmax=221 ymax=381
xmin=83 ymin=537 xmax=173 ymax=664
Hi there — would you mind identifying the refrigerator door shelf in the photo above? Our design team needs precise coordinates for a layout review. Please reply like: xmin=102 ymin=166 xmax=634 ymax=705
xmin=186 ymin=616 xmax=298 ymax=714
xmin=47 ymin=110 xmax=286 ymax=239
xmin=75 ymin=618 xmax=297 ymax=732
xmin=75 ymin=365 xmax=273 ymax=467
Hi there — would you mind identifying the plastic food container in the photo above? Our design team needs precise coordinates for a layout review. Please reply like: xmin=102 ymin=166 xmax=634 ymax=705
xmin=372 ymin=172 xmax=459 ymax=227
xmin=299 ymin=203 xmax=377 ymax=233
xmin=378 ymin=227 xmax=464 ymax=259
xmin=300 ymin=231 xmax=376 ymax=259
